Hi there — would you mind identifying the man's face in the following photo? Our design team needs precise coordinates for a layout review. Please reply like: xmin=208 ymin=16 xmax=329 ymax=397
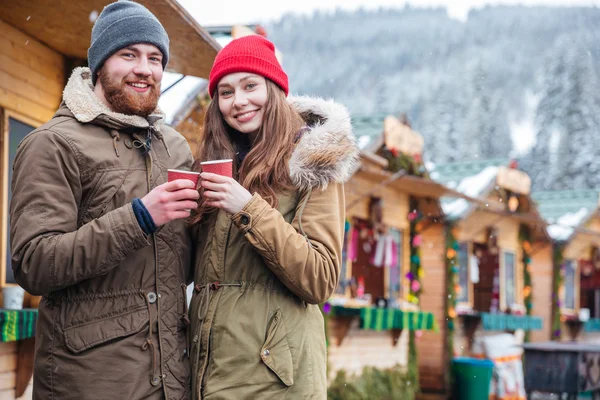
xmin=95 ymin=43 xmax=163 ymax=116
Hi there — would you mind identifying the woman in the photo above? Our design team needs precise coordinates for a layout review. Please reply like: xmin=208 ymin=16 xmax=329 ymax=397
xmin=188 ymin=35 xmax=358 ymax=399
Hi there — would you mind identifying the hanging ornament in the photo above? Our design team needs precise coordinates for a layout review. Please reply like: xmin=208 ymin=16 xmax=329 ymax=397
xmin=412 ymin=234 xmax=423 ymax=247
xmin=411 ymin=280 xmax=421 ymax=293
xmin=447 ymin=248 xmax=457 ymax=259
xmin=508 ymin=195 xmax=519 ymax=212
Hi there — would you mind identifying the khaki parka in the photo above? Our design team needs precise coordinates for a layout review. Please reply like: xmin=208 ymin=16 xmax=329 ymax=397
xmin=189 ymin=96 xmax=359 ymax=399
xmin=10 ymin=68 xmax=193 ymax=400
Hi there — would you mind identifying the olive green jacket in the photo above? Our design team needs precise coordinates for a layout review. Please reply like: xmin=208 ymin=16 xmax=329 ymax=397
xmin=189 ymin=96 xmax=359 ymax=399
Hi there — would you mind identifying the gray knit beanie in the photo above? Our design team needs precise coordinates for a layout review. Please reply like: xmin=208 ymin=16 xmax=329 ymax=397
xmin=88 ymin=0 xmax=169 ymax=84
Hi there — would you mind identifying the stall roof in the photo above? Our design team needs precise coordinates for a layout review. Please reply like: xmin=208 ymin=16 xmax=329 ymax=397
xmin=351 ymin=115 xmax=387 ymax=150
xmin=431 ymin=159 xmax=550 ymax=242
xmin=533 ymin=190 xmax=600 ymax=242
xmin=3 ymin=0 xmax=220 ymax=78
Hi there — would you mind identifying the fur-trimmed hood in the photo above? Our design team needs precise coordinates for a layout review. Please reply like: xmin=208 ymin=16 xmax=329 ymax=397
xmin=61 ymin=67 xmax=165 ymax=130
xmin=288 ymin=96 xmax=358 ymax=190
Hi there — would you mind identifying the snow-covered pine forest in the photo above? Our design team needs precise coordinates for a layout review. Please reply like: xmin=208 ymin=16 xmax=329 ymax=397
xmin=267 ymin=5 xmax=600 ymax=190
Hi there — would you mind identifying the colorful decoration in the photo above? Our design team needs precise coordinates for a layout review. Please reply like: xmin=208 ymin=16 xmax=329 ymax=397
xmin=551 ymin=245 xmax=565 ymax=340
xmin=519 ymin=225 xmax=533 ymax=342
xmin=445 ymin=222 xmax=459 ymax=387
xmin=408 ymin=200 xmax=424 ymax=305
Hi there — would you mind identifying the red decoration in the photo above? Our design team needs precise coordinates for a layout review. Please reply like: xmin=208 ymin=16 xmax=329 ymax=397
xmin=255 ymin=25 xmax=268 ymax=37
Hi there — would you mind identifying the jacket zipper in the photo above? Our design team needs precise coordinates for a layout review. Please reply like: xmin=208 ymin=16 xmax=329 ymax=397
xmin=145 ymin=150 xmax=168 ymax=400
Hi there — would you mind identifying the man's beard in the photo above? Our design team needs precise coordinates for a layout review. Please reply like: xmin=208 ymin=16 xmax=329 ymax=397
xmin=98 ymin=69 xmax=161 ymax=117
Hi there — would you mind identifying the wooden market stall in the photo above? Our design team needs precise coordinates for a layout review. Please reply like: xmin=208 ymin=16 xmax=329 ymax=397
xmin=533 ymin=190 xmax=600 ymax=342
xmin=418 ymin=160 xmax=553 ymax=398
xmin=325 ymin=115 xmax=483 ymax=395
xmin=0 ymin=1 xmax=219 ymax=398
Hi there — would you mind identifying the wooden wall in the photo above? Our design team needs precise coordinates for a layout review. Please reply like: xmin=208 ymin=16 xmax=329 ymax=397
xmin=0 ymin=19 xmax=64 ymax=125
xmin=417 ymin=223 xmax=447 ymax=393
xmin=0 ymin=18 xmax=63 ymax=400
xmin=327 ymin=319 xmax=409 ymax=379
xmin=529 ymin=244 xmax=553 ymax=342
xmin=0 ymin=342 xmax=31 ymax=400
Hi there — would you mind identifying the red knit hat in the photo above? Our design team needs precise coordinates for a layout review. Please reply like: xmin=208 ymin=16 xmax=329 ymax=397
xmin=208 ymin=35 xmax=289 ymax=98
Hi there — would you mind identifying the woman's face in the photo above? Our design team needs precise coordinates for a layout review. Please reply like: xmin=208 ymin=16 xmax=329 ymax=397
xmin=217 ymin=72 xmax=268 ymax=135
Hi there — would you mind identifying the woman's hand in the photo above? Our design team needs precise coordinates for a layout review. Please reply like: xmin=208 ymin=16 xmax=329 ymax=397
xmin=200 ymin=172 xmax=253 ymax=215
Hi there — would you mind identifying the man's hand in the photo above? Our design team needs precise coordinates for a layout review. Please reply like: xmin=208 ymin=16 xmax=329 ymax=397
xmin=200 ymin=172 xmax=253 ymax=215
xmin=141 ymin=179 xmax=200 ymax=226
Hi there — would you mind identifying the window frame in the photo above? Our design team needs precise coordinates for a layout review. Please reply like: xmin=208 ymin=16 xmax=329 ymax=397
xmin=500 ymin=250 xmax=517 ymax=311
xmin=0 ymin=109 xmax=40 ymax=287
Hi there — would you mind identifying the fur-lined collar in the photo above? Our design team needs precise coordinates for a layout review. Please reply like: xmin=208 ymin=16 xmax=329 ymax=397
xmin=62 ymin=67 xmax=164 ymax=130
xmin=288 ymin=96 xmax=359 ymax=190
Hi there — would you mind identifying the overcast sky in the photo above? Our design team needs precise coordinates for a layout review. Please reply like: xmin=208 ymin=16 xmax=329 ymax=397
xmin=179 ymin=0 xmax=599 ymax=26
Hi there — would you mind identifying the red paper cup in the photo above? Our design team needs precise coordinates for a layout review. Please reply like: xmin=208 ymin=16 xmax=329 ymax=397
xmin=167 ymin=169 xmax=201 ymax=186
xmin=200 ymin=159 xmax=233 ymax=178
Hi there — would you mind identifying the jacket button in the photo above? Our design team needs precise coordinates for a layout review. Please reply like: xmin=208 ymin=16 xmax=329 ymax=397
xmin=241 ymin=215 xmax=250 ymax=225
xmin=147 ymin=292 xmax=157 ymax=304
xmin=151 ymin=376 xmax=160 ymax=386
xmin=124 ymin=139 xmax=133 ymax=149
xmin=263 ymin=349 xmax=270 ymax=357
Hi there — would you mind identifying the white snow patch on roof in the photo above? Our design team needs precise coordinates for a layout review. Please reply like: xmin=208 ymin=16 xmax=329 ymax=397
xmin=547 ymin=207 xmax=590 ymax=241
xmin=159 ymin=73 xmax=206 ymax=125
xmin=357 ymin=135 xmax=372 ymax=149
xmin=441 ymin=166 xmax=498 ymax=219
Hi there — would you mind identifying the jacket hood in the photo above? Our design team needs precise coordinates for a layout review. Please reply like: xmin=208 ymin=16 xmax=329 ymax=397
xmin=61 ymin=67 xmax=165 ymax=130
xmin=288 ymin=96 xmax=359 ymax=190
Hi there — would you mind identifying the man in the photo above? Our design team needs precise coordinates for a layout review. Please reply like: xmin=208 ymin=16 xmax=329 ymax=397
xmin=10 ymin=1 xmax=198 ymax=399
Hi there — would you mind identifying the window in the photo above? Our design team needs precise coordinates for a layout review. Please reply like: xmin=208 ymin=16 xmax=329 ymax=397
xmin=502 ymin=251 xmax=516 ymax=309
xmin=348 ymin=218 xmax=403 ymax=304
xmin=387 ymin=228 xmax=402 ymax=301
xmin=336 ymin=222 xmax=350 ymax=295
xmin=563 ymin=260 xmax=577 ymax=311
xmin=456 ymin=242 xmax=470 ymax=304
xmin=2 ymin=113 xmax=36 ymax=285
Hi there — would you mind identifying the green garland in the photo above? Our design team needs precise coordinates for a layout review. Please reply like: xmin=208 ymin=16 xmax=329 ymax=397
xmin=382 ymin=148 xmax=429 ymax=178
xmin=519 ymin=225 xmax=533 ymax=342
xmin=551 ymin=244 xmax=565 ymax=340
xmin=406 ymin=197 xmax=423 ymax=393
xmin=444 ymin=223 xmax=459 ymax=388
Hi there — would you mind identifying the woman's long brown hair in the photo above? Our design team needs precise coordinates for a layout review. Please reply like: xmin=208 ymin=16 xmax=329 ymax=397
xmin=190 ymin=79 xmax=305 ymax=223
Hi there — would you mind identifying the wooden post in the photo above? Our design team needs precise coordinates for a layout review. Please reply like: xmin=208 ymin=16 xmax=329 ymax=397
xmin=15 ymin=337 xmax=35 ymax=397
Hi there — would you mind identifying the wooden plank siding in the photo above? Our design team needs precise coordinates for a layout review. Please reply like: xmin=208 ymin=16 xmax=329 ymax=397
xmin=0 ymin=19 xmax=64 ymax=125
xmin=0 ymin=17 xmax=63 ymax=400
xmin=417 ymin=223 xmax=447 ymax=392
xmin=529 ymin=244 xmax=553 ymax=342
xmin=0 ymin=342 xmax=31 ymax=399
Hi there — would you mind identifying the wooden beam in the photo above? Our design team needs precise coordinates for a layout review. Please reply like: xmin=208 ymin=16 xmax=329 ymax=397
xmin=0 ymin=88 xmax=55 ymax=125
xmin=15 ymin=337 xmax=35 ymax=398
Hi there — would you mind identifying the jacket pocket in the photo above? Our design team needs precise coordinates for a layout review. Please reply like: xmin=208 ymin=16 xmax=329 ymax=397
xmin=63 ymin=306 xmax=148 ymax=354
xmin=261 ymin=309 xmax=294 ymax=387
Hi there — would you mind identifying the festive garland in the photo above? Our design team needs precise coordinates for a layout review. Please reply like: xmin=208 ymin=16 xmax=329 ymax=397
xmin=519 ymin=224 xmax=533 ymax=342
xmin=406 ymin=197 xmax=423 ymax=393
xmin=444 ymin=223 xmax=459 ymax=387
xmin=382 ymin=148 xmax=429 ymax=178
xmin=551 ymin=244 xmax=565 ymax=340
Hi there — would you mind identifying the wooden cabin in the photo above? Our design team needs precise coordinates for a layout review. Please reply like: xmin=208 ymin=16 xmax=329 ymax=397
xmin=415 ymin=159 xmax=553 ymax=398
xmin=0 ymin=1 xmax=219 ymax=398
xmin=325 ymin=115 xmax=483 ymax=395
xmin=533 ymin=190 xmax=600 ymax=341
